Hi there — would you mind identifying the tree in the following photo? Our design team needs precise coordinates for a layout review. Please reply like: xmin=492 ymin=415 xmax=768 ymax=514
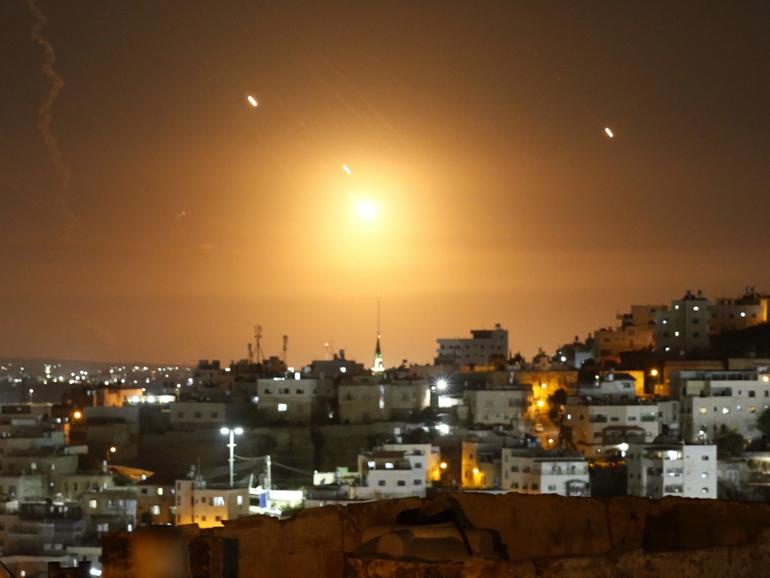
xmin=547 ymin=388 xmax=568 ymax=422
xmin=715 ymin=431 xmax=746 ymax=457
xmin=757 ymin=408 xmax=770 ymax=439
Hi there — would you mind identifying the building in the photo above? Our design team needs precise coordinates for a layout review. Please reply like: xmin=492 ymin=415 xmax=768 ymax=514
xmin=501 ymin=449 xmax=590 ymax=496
xmin=460 ymin=441 xmax=499 ymax=489
xmin=620 ymin=305 xmax=668 ymax=331
xmin=256 ymin=377 xmax=319 ymax=424
xmin=175 ymin=477 xmax=249 ymax=528
xmin=338 ymin=381 xmax=430 ymax=424
xmin=135 ymin=476 xmax=177 ymax=526
xmin=593 ymin=326 xmax=654 ymax=364
xmin=435 ymin=324 xmax=508 ymax=367
xmin=169 ymin=402 xmax=227 ymax=429
xmin=679 ymin=370 xmax=770 ymax=442
xmin=81 ymin=489 xmax=138 ymax=536
xmin=564 ymin=400 xmax=660 ymax=456
xmin=655 ymin=290 xmax=711 ymax=354
xmin=576 ymin=372 xmax=638 ymax=401
xmin=351 ymin=449 xmax=427 ymax=499
xmin=381 ymin=443 xmax=443 ymax=484
xmin=464 ymin=388 xmax=530 ymax=428
xmin=709 ymin=287 xmax=769 ymax=335
xmin=626 ymin=443 xmax=717 ymax=499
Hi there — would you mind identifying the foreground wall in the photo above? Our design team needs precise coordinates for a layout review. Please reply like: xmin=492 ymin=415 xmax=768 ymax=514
xmin=102 ymin=493 xmax=770 ymax=578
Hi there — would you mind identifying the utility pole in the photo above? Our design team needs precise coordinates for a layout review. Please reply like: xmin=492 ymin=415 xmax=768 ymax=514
xmin=221 ymin=427 xmax=244 ymax=488
xmin=266 ymin=454 xmax=272 ymax=492
xmin=228 ymin=430 xmax=235 ymax=488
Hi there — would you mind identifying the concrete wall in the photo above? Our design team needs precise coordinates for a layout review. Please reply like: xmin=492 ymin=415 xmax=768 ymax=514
xmin=102 ymin=493 xmax=770 ymax=578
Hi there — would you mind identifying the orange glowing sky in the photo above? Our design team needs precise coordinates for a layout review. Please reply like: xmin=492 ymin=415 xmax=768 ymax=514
xmin=1 ymin=1 xmax=769 ymax=366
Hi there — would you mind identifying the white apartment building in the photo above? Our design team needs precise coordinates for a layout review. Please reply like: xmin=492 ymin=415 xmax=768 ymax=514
xmin=381 ymin=443 xmax=442 ymax=484
xmin=175 ymin=478 xmax=249 ymax=528
xmin=435 ymin=324 xmax=508 ymax=366
xmin=464 ymin=389 xmax=530 ymax=427
xmin=679 ymin=371 xmax=770 ymax=442
xmin=655 ymin=290 xmax=711 ymax=354
xmin=627 ymin=443 xmax=717 ymax=499
xmin=501 ymin=450 xmax=590 ymax=497
xmin=577 ymin=372 xmax=638 ymax=401
xmin=169 ymin=402 xmax=227 ymax=429
xmin=352 ymin=449 xmax=427 ymax=499
xmin=565 ymin=401 xmax=659 ymax=456
xmin=256 ymin=377 xmax=319 ymax=423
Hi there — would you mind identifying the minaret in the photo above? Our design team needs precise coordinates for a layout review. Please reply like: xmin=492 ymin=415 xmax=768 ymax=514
xmin=372 ymin=295 xmax=385 ymax=374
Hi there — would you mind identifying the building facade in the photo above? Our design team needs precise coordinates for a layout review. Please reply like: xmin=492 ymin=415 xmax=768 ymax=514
xmin=435 ymin=325 xmax=508 ymax=366
xmin=655 ymin=290 xmax=711 ymax=354
xmin=627 ymin=443 xmax=717 ymax=499
xmin=501 ymin=450 xmax=590 ymax=496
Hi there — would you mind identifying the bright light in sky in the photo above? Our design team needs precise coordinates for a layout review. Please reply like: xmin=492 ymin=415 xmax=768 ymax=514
xmin=355 ymin=199 xmax=377 ymax=221
xmin=247 ymin=95 xmax=258 ymax=107
xmin=604 ymin=127 xmax=614 ymax=138
xmin=342 ymin=164 xmax=352 ymax=175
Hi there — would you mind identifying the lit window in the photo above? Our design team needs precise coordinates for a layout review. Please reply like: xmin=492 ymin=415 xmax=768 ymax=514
xmin=237 ymin=495 xmax=244 ymax=506
xmin=151 ymin=505 xmax=160 ymax=516
xmin=157 ymin=488 xmax=164 ymax=496
xmin=89 ymin=499 xmax=97 ymax=509
xmin=693 ymin=306 xmax=700 ymax=311
xmin=277 ymin=403 xmax=288 ymax=412
xmin=385 ymin=462 xmax=394 ymax=469
xmin=212 ymin=496 xmax=225 ymax=507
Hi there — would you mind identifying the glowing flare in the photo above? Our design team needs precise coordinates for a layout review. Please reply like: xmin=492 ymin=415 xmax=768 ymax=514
xmin=247 ymin=95 xmax=258 ymax=107
xmin=342 ymin=164 xmax=352 ymax=175
xmin=356 ymin=199 xmax=377 ymax=221
xmin=604 ymin=127 xmax=614 ymax=138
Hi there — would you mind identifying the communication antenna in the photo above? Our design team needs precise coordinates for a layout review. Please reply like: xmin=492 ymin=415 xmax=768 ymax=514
xmin=255 ymin=325 xmax=265 ymax=364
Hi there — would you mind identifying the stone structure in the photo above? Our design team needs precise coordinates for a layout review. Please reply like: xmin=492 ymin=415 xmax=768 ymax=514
xmin=102 ymin=493 xmax=770 ymax=577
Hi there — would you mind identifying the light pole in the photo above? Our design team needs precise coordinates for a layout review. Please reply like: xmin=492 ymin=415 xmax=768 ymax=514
xmin=220 ymin=426 xmax=244 ymax=488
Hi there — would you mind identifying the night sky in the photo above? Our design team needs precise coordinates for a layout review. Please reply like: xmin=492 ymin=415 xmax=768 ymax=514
xmin=1 ymin=1 xmax=769 ymax=365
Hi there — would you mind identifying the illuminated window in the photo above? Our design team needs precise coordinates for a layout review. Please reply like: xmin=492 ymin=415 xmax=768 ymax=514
xmin=89 ymin=499 xmax=97 ymax=509
xmin=237 ymin=495 xmax=243 ymax=506
xmin=212 ymin=496 xmax=225 ymax=507
xmin=277 ymin=403 xmax=288 ymax=412
xmin=151 ymin=505 xmax=160 ymax=516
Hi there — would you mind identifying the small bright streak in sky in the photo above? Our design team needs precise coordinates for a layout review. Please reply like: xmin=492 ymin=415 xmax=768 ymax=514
xmin=247 ymin=95 xmax=258 ymax=108
xmin=604 ymin=127 xmax=614 ymax=138
xmin=342 ymin=164 xmax=352 ymax=175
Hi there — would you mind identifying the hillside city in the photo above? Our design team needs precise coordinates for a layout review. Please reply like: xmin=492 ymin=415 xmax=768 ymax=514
xmin=3 ymin=286 xmax=770 ymax=577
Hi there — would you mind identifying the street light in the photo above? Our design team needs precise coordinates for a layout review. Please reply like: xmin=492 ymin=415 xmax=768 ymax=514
xmin=220 ymin=426 xmax=244 ymax=488
xmin=435 ymin=378 xmax=448 ymax=392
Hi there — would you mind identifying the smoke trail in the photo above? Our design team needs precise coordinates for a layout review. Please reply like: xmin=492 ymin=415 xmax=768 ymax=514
xmin=23 ymin=0 xmax=76 ymax=230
